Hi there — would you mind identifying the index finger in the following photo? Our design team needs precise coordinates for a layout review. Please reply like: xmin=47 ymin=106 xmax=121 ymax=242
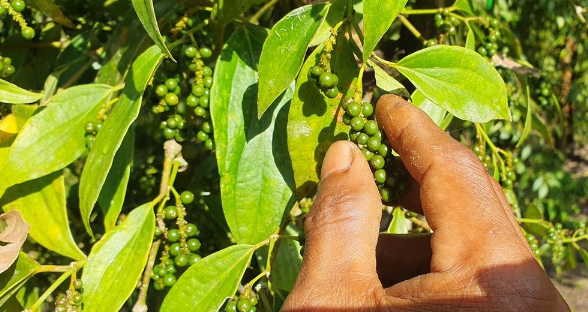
xmin=375 ymin=95 xmax=531 ymax=271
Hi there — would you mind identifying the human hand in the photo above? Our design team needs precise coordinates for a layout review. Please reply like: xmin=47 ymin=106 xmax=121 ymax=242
xmin=282 ymin=95 xmax=570 ymax=312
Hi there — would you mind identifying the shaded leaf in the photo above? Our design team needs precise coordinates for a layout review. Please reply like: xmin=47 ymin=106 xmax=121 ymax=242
xmin=257 ymin=3 xmax=330 ymax=117
xmin=363 ymin=0 xmax=408 ymax=60
xmin=0 ymin=296 xmax=23 ymax=312
xmin=0 ymin=172 xmax=86 ymax=260
xmin=211 ymin=25 xmax=295 ymax=244
xmin=79 ymin=46 xmax=164 ymax=237
xmin=395 ymin=45 xmax=510 ymax=123
xmin=0 ymin=253 xmax=39 ymax=306
xmin=0 ymin=84 xmax=115 ymax=194
xmin=160 ymin=244 xmax=255 ymax=312
xmin=81 ymin=203 xmax=155 ymax=312
xmin=411 ymin=90 xmax=447 ymax=128
xmin=576 ymin=246 xmax=588 ymax=272
xmin=369 ymin=60 xmax=407 ymax=96
xmin=0 ymin=212 xmax=28 ymax=274
xmin=271 ymin=226 xmax=302 ymax=292
xmin=212 ymin=0 xmax=269 ymax=26
xmin=0 ymin=79 xmax=43 ymax=104
xmin=516 ymin=75 xmax=532 ymax=147
xmin=131 ymin=0 xmax=174 ymax=60
xmin=531 ymin=111 xmax=554 ymax=148
xmin=287 ymin=39 xmax=358 ymax=198
xmin=26 ymin=0 xmax=74 ymax=28
xmin=98 ymin=130 xmax=134 ymax=231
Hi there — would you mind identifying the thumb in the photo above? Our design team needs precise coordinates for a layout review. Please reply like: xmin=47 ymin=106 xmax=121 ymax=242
xmin=285 ymin=141 xmax=383 ymax=308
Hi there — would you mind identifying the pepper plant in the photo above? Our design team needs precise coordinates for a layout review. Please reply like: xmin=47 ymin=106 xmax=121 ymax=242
xmin=0 ymin=0 xmax=587 ymax=311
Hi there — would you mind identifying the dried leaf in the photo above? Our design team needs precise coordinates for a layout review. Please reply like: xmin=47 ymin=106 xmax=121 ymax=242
xmin=0 ymin=211 xmax=29 ymax=274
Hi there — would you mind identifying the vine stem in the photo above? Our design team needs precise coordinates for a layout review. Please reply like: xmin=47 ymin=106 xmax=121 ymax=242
xmin=409 ymin=216 xmax=431 ymax=232
xmin=27 ymin=261 xmax=85 ymax=312
xmin=132 ymin=140 xmax=182 ymax=312
xmin=398 ymin=15 xmax=424 ymax=42
xmin=250 ymin=0 xmax=280 ymax=24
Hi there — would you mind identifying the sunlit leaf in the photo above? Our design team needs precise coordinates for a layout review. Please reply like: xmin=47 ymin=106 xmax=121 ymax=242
xmin=131 ymin=0 xmax=174 ymax=60
xmin=0 ymin=172 xmax=86 ymax=260
xmin=395 ymin=45 xmax=510 ymax=122
xmin=0 ymin=79 xmax=43 ymax=104
xmin=81 ymin=203 xmax=155 ymax=312
xmin=160 ymin=245 xmax=255 ymax=312
xmin=363 ymin=0 xmax=408 ymax=60
xmin=211 ymin=25 xmax=295 ymax=244
xmin=79 ymin=46 xmax=163 ymax=237
xmin=257 ymin=3 xmax=329 ymax=117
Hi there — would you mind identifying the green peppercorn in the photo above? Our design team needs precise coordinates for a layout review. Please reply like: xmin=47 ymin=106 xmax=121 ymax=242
xmin=350 ymin=116 xmax=364 ymax=131
xmin=374 ymin=169 xmax=387 ymax=184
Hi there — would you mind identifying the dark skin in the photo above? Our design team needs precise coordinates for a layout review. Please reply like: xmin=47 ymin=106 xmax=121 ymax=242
xmin=283 ymin=95 xmax=570 ymax=312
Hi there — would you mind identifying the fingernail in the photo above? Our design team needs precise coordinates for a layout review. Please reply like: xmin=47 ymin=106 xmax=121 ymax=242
xmin=321 ymin=141 xmax=353 ymax=179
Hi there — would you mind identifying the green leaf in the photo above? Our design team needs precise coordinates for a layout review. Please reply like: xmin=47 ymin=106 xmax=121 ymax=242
xmin=287 ymin=39 xmax=358 ymax=198
xmin=523 ymin=204 xmax=548 ymax=237
xmin=362 ymin=0 xmax=408 ymax=61
xmin=387 ymin=207 xmax=408 ymax=234
xmin=257 ymin=3 xmax=330 ymax=118
xmin=0 ymin=84 xmax=115 ymax=194
xmin=516 ymin=75 xmax=532 ymax=148
xmin=81 ymin=203 xmax=155 ymax=312
xmin=531 ymin=111 xmax=554 ymax=148
xmin=395 ymin=45 xmax=510 ymax=123
xmin=212 ymin=0 xmax=269 ymax=26
xmin=79 ymin=46 xmax=164 ymax=237
xmin=98 ymin=129 xmax=134 ymax=232
xmin=0 ymin=253 xmax=39 ymax=306
xmin=369 ymin=60 xmax=407 ymax=96
xmin=465 ymin=27 xmax=476 ymax=50
xmin=131 ymin=0 xmax=174 ymax=60
xmin=211 ymin=25 xmax=295 ymax=244
xmin=309 ymin=0 xmax=347 ymax=46
xmin=411 ymin=90 xmax=448 ymax=128
xmin=0 ymin=79 xmax=43 ymax=104
xmin=26 ymin=0 xmax=74 ymax=28
xmin=0 ymin=172 xmax=85 ymax=260
xmin=576 ymin=246 xmax=588 ymax=272
xmin=270 ymin=226 xmax=302 ymax=292
xmin=160 ymin=244 xmax=255 ymax=312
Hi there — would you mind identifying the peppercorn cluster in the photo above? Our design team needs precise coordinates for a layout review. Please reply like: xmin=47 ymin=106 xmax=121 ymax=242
xmin=0 ymin=55 xmax=14 ymax=78
xmin=151 ymin=190 xmax=201 ymax=290
xmin=342 ymin=97 xmax=408 ymax=201
xmin=224 ymin=293 xmax=259 ymax=312
xmin=151 ymin=44 xmax=215 ymax=151
xmin=53 ymin=280 xmax=83 ymax=312
xmin=0 ymin=0 xmax=36 ymax=40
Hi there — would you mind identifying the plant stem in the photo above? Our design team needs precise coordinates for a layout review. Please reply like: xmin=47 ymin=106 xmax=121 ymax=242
xmin=250 ymin=0 xmax=280 ymax=24
xmin=401 ymin=8 xmax=443 ymax=15
xmin=409 ymin=216 xmax=431 ymax=232
xmin=37 ymin=265 xmax=71 ymax=273
xmin=517 ymin=218 xmax=552 ymax=227
xmin=132 ymin=140 xmax=183 ymax=312
xmin=371 ymin=54 xmax=397 ymax=68
xmin=27 ymin=260 xmax=85 ymax=312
